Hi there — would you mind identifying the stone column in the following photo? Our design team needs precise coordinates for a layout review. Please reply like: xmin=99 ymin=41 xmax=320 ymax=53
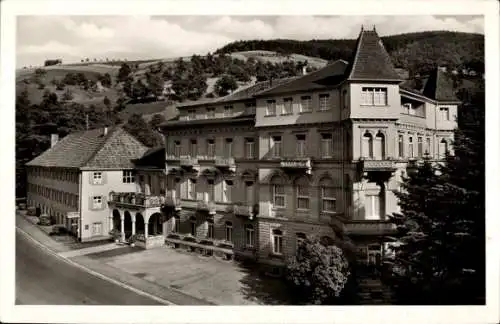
xmin=109 ymin=213 xmax=113 ymax=232
xmin=132 ymin=220 xmax=136 ymax=236
xmin=120 ymin=214 xmax=125 ymax=242
xmin=144 ymin=222 xmax=149 ymax=238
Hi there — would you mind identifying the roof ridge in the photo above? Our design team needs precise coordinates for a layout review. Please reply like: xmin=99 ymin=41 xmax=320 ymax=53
xmin=347 ymin=29 xmax=365 ymax=80
xmin=81 ymin=126 xmax=119 ymax=167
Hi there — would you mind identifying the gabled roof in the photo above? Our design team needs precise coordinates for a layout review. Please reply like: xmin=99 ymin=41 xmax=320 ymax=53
xmin=347 ymin=28 xmax=401 ymax=82
xmin=177 ymin=77 xmax=299 ymax=109
xmin=400 ymin=68 xmax=460 ymax=103
xmin=255 ymin=60 xmax=349 ymax=96
xmin=26 ymin=126 xmax=148 ymax=169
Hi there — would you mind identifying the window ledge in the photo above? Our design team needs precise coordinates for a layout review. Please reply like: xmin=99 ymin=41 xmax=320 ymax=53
xmin=268 ymin=252 xmax=285 ymax=259
xmin=279 ymin=113 xmax=293 ymax=116
xmin=264 ymin=114 xmax=276 ymax=117
xmin=298 ymin=110 xmax=312 ymax=115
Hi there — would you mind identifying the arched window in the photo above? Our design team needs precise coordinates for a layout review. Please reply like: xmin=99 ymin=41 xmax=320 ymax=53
xmin=245 ymin=224 xmax=254 ymax=247
xmin=225 ymin=221 xmax=233 ymax=242
xmin=272 ymin=229 xmax=283 ymax=255
xmin=374 ymin=132 xmax=385 ymax=159
xmin=362 ymin=132 xmax=373 ymax=158
xmin=270 ymin=175 xmax=285 ymax=208
xmin=189 ymin=216 xmax=197 ymax=236
xmin=319 ymin=177 xmax=336 ymax=213
xmin=408 ymin=136 xmax=414 ymax=158
xmin=295 ymin=176 xmax=310 ymax=210
xmin=439 ymin=138 xmax=448 ymax=159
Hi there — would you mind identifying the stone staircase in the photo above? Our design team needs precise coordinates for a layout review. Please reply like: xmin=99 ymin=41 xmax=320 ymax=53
xmin=357 ymin=276 xmax=396 ymax=305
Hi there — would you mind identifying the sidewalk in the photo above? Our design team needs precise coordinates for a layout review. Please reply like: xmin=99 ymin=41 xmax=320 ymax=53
xmin=16 ymin=212 xmax=213 ymax=305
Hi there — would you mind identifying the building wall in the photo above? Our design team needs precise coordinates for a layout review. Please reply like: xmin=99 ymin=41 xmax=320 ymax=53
xmin=178 ymin=101 xmax=252 ymax=121
xmin=348 ymin=83 xmax=400 ymax=120
xmin=26 ymin=166 xmax=79 ymax=224
xmin=80 ymin=170 xmax=136 ymax=241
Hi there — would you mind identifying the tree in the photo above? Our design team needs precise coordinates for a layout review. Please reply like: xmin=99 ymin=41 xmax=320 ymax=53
xmin=117 ymin=63 xmax=132 ymax=83
xmin=123 ymin=113 xmax=163 ymax=147
xmin=214 ymin=74 xmax=238 ymax=97
xmin=147 ymin=73 xmax=164 ymax=98
xmin=389 ymin=91 xmax=485 ymax=304
xmin=99 ymin=73 xmax=112 ymax=88
xmin=286 ymin=235 xmax=351 ymax=304
xmin=62 ymin=88 xmax=73 ymax=101
xmin=149 ymin=113 xmax=165 ymax=129
xmin=103 ymin=96 xmax=111 ymax=110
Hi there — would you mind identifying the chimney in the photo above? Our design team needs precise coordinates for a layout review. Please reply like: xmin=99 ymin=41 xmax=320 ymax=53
xmin=51 ymin=134 xmax=59 ymax=148
xmin=103 ymin=127 xmax=108 ymax=136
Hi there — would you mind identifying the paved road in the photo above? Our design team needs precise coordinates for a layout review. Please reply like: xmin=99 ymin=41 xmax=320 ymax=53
xmin=15 ymin=230 xmax=163 ymax=305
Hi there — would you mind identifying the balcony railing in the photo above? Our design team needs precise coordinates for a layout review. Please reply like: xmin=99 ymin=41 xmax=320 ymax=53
xmin=344 ymin=220 xmax=397 ymax=236
xmin=166 ymin=154 xmax=180 ymax=162
xmin=215 ymin=157 xmax=236 ymax=171
xmin=165 ymin=192 xmax=182 ymax=210
xmin=180 ymin=155 xmax=199 ymax=168
xmin=197 ymin=200 xmax=216 ymax=214
xmin=109 ymin=192 xmax=166 ymax=208
xmin=358 ymin=158 xmax=397 ymax=172
xmin=233 ymin=203 xmax=258 ymax=220
xmin=280 ymin=157 xmax=312 ymax=174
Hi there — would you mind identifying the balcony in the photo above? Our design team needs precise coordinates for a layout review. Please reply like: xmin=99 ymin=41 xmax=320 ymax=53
xmin=197 ymin=200 xmax=216 ymax=214
xmin=109 ymin=192 xmax=166 ymax=209
xmin=166 ymin=154 xmax=180 ymax=162
xmin=179 ymin=155 xmax=199 ymax=169
xmin=280 ymin=157 xmax=312 ymax=174
xmin=344 ymin=220 xmax=397 ymax=236
xmin=233 ymin=203 xmax=258 ymax=220
xmin=215 ymin=157 xmax=236 ymax=172
xmin=357 ymin=158 xmax=397 ymax=181
xmin=165 ymin=192 xmax=182 ymax=211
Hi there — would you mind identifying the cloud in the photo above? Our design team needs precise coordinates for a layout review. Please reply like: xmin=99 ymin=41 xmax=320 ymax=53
xmin=16 ymin=15 xmax=484 ymax=68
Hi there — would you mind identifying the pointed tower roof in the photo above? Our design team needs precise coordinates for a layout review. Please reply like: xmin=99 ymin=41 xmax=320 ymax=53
xmin=347 ymin=27 xmax=401 ymax=82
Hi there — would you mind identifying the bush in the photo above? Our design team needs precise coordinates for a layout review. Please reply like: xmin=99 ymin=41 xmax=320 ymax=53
xmin=286 ymin=236 xmax=350 ymax=304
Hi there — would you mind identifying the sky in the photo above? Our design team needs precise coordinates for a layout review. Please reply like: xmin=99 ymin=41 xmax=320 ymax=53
xmin=16 ymin=15 xmax=484 ymax=68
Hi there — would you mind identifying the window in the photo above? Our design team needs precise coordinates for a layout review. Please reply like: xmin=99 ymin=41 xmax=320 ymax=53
xmin=207 ymin=139 xmax=215 ymax=158
xmin=245 ymin=138 xmax=255 ymax=159
xmin=342 ymin=90 xmax=348 ymax=109
xmin=426 ymin=137 xmax=431 ymax=155
xmin=361 ymin=87 xmax=387 ymax=106
xmin=296 ymin=232 xmax=306 ymax=247
xmin=266 ymin=100 xmax=276 ymax=116
xmin=417 ymin=137 xmax=423 ymax=157
xmin=206 ymin=107 xmax=215 ymax=118
xmin=92 ymin=222 xmax=102 ymax=236
xmin=365 ymin=194 xmax=381 ymax=220
xmin=272 ymin=229 xmax=283 ymax=255
xmin=188 ymin=179 xmax=196 ymax=200
xmin=402 ymin=103 xmax=411 ymax=114
xmin=282 ymin=98 xmax=293 ymax=115
xmin=174 ymin=140 xmax=181 ymax=157
xmin=224 ymin=138 xmax=233 ymax=157
xmin=122 ymin=170 xmax=134 ymax=183
xmin=173 ymin=215 xmax=180 ymax=233
xmin=207 ymin=179 xmax=215 ymax=201
xmin=362 ymin=132 xmax=373 ymax=158
xmin=245 ymin=224 xmax=255 ymax=247
xmin=245 ymin=181 xmax=254 ymax=204
xmin=319 ymin=94 xmax=330 ymax=111
xmin=440 ymin=107 xmax=450 ymax=121
xmin=224 ymin=105 xmax=233 ymax=117
xmin=321 ymin=133 xmax=333 ymax=158
xmin=271 ymin=176 xmax=285 ymax=208
xmin=207 ymin=219 xmax=214 ymax=239
xmin=439 ymin=139 xmax=449 ymax=159
xmin=296 ymin=134 xmax=306 ymax=157
xmin=92 ymin=196 xmax=102 ymax=209
xmin=320 ymin=178 xmax=336 ymax=213
xmin=271 ymin=135 xmax=282 ymax=158
xmin=188 ymin=109 xmax=196 ymax=120
xmin=398 ymin=135 xmax=404 ymax=158
xmin=190 ymin=217 xmax=197 ymax=236
xmin=296 ymin=177 xmax=310 ymax=210
xmin=223 ymin=180 xmax=233 ymax=202
xmin=92 ymin=172 xmax=103 ymax=185
xmin=190 ymin=139 xmax=197 ymax=157
xmin=408 ymin=136 xmax=414 ymax=158
xmin=225 ymin=221 xmax=233 ymax=242
xmin=300 ymin=96 xmax=312 ymax=112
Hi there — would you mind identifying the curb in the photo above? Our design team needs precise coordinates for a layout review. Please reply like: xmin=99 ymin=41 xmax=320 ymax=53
xmin=16 ymin=226 xmax=175 ymax=306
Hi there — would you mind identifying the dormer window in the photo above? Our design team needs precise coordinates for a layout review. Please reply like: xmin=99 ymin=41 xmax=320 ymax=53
xmin=188 ymin=109 xmax=196 ymax=120
xmin=206 ymin=107 xmax=215 ymax=118
xmin=361 ymin=87 xmax=387 ymax=106
xmin=402 ymin=103 xmax=411 ymax=114
xmin=266 ymin=100 xmax=276 ymax=116
xmin=224 ymin=105 xmax=233 ymax=117
xmin=440 ymin=107 xmax=450 ymax=121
